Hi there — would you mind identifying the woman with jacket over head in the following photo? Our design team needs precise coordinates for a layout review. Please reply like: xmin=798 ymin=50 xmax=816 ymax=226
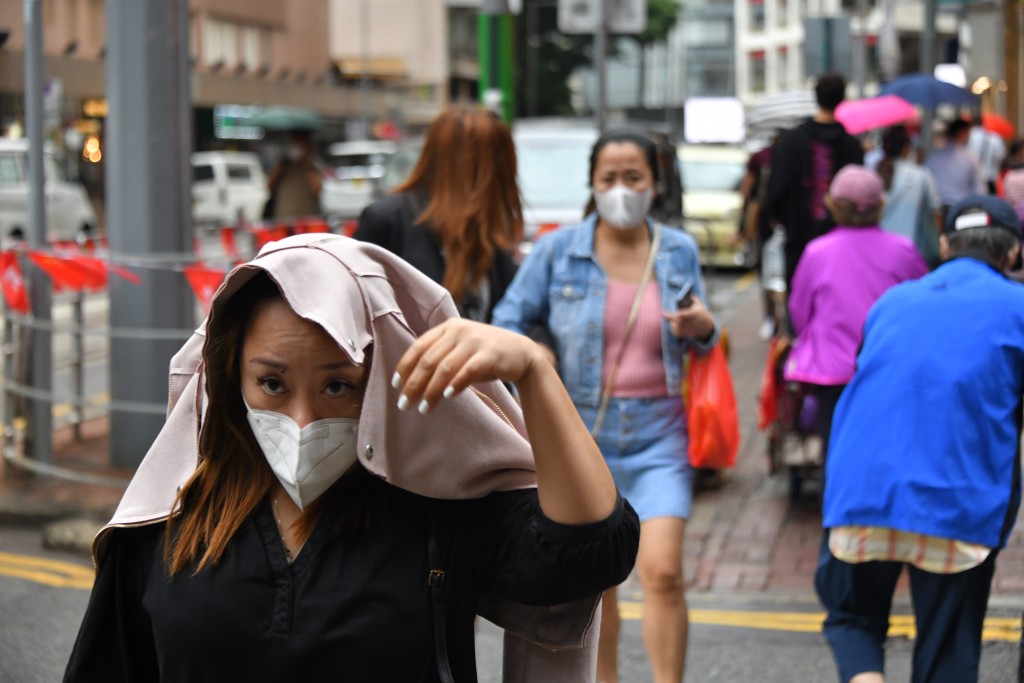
xmin=354 ymin=105 xmax=522 ymax=323
xmin=492 ymin=129 xmax=718 ymax=683
xmin=64 ymin=235 xmax=640 ymax=683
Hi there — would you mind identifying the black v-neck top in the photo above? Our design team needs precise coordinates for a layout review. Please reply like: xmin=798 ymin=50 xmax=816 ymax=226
xmin=65 ymin=477 xmax=639 ymax=682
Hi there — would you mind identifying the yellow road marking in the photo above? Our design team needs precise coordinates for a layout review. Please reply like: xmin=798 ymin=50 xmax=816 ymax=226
xmin=619 ymin=601 xmax=1021 ymax=643
xmin=733 ymin=270 xmax=757 ymax=292
xmin=0 ymin=552 xmax=1018 ymax=644
xmin=0 ymin=551 xmax=94 ymax=590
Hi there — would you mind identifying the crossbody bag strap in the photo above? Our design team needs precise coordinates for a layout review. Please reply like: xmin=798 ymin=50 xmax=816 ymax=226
xmin=590 ymin=223 xmax=661 ymax=437
xmin=428 ymin=511 xmax=455 ymax=683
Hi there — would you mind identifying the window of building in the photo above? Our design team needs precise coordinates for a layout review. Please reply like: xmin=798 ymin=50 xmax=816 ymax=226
xmin=448 ymin=8 xmax=478 ymax=62
xmin=749 ymin=0 xmax=765 ymax=32
xmin=89 ymin=0 xmax=103 ymax=51
xmin=203 ymin=18 xmax=238 ymax=68
xmin=777 ymin=0 xmax=788 ymax=27
xmin=687 ymin=45 xmax=734 ymax=97
xmin=262 ymin=28 xmax=273 ymax=69
xmin=67 ymin=0 xmax=78 ymax=43
xmin=749 ymin=50 xmax=766 ymax=93
xmin=241 ymin=26 xmax=261 ymax=69
xmin=778 ymin=47 xmax=789 ymax=89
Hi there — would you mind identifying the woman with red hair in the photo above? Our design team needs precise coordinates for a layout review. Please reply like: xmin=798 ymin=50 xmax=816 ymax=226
xmin=355 ymin=106 xmax=523 ymax=323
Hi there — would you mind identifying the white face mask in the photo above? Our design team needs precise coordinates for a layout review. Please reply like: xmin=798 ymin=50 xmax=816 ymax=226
xmin=245 ymin=401 xmax=360 ymax=510
xmin=594 ymin=185 xmax=654 ymax=229
xmin=286 ymin=144 xmax=305 ymax=162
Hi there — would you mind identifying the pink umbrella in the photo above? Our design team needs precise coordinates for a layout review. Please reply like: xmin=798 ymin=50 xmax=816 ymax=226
xmin=836 ymin=95 xmax=918 ymax=135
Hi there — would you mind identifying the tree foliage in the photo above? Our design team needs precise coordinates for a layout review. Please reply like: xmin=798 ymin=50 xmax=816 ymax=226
xmin=515 ymin=0 xmax=681 ymax=118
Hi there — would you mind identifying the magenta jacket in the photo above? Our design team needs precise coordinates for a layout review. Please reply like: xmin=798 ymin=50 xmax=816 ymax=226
xmin=785 ymin=226 xmax=928 ymax=386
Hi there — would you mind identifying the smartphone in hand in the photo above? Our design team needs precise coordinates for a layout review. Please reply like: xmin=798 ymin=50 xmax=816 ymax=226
xmin=675 ymin=282 xmax=695 ymax=309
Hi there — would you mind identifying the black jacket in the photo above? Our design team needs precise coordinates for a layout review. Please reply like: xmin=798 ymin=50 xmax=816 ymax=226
xmin=764 ymin=118 xmax=863 ymax=287
xmin=354 ymin=192 xmax=518 ymax=323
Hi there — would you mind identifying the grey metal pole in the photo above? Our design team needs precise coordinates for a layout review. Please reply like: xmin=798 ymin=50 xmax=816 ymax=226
xmin=855 ymin=0 xmax=868 ymax=98
xmin=23 ymin=0 xmax=52 ymax=462
xmin=105 ymin=0 xmax=192 ymax=468
xmin=920 ymin=0 xmax=938 ymax=153
xmin=595 ymin=0 xmax=608 ymax=133
xmin=72 ymin=293 xmax=83 ymax=442
xmin=361 ymin=0 xmax=371 ymax=138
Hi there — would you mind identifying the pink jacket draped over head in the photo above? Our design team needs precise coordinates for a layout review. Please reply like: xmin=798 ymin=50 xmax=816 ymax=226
xmin=92 ymin=234 xmax=601 ymax=682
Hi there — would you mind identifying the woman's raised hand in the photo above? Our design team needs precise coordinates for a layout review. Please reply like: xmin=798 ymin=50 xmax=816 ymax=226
xmin=392 ymin=319 xmax=545 ymax=415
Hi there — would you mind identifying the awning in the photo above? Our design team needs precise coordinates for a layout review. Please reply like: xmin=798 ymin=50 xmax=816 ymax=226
xmin=335 ymin=57 xmax=408 ymax=80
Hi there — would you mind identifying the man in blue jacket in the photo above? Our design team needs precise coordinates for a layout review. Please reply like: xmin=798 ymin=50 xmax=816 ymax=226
xmin=816 ymin=195 xmax=1024 ymax=683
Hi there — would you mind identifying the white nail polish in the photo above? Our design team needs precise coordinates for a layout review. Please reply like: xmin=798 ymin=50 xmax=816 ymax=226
xmin=391 ymin=372 xmax=402 ymax=389
xmin=418 ymin=400 xmax=430 ymax=415
xmin=397 ymin=395 xmax=409 ymax=411
xmin=443 ymin=386 xmax=455 ymax=399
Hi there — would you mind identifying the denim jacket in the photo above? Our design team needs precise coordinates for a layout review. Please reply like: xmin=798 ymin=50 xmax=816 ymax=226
xmin=492 ymin=215 xmax=718 ymax=408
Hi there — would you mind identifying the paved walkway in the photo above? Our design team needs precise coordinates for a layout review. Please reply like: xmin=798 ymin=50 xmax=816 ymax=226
xmin=2 ymin=277 xmax=1024 ymax=608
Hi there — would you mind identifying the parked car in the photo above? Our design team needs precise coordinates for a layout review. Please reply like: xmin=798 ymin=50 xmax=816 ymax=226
xmin=678 ymin=143 xmax=749 ymax=269
xmin=0 ymin=138 xmax=98 ymax=242
xmin=320 ymin=140 xmax=397 ymax=219
xmin=191 ymin=151 xmax=268 ymax=226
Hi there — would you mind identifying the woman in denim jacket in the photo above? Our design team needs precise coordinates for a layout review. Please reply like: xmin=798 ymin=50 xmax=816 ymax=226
xmin=492 ymin=129 xmax=717 ymax=683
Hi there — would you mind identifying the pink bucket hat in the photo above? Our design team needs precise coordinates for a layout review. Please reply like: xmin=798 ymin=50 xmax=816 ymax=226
xmin=829 ymin=164 xmax=886 ymax=211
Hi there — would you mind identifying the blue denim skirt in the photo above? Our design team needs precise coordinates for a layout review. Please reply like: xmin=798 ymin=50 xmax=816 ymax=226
xmin=577 ymin=396 xmax=693 ymax=522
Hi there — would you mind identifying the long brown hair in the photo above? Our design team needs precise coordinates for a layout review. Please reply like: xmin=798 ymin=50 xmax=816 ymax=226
xmin=395 ymin=105 xmax=523 ymax=306
xmin=164 ymin=273 xmax=367 ymax=575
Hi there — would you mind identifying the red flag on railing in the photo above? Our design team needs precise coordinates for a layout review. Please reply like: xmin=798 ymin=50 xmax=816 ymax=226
xmin=220 ymin=226 xmax=237 ymax=258
xmin=183 ymin=264 xmax=226 ymax=314
xmin=27 ymin=251 xmax=107 ymax=291
xmin=296 ymin=218 xmax=330 ymax=234
xmin=107 ymin=263 xmax=142 ymax=284
xmin=254 ymin=227 xmax=274 ymax=251
xmin=0 ymin=251 xmax=30 ymax=314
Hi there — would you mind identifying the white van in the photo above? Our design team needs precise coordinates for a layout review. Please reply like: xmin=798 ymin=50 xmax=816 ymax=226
xmin=0 ymin=138 xmax=98 ymax=242
xmin=191 ymin=151 xmax=269 ymax=226
xmin=320 ymin=140 xmax=396 ymax=218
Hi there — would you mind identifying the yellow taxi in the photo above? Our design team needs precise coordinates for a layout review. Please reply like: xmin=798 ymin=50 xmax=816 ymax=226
xmin=678 ymin=144 xmax=750 ymax=269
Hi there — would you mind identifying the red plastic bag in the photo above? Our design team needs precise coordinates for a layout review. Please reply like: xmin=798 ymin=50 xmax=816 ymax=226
xmin=684 ymin=345 xmax=740 ymax=469
xmin=758 ymin=337 xmax=782 ymax=431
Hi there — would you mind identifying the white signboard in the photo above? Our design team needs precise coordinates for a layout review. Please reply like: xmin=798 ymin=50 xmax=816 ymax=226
xmin=685 ymin=98 xmax=746 ymax=144
xmin=558 ymin=0 xmax=647 ymax=34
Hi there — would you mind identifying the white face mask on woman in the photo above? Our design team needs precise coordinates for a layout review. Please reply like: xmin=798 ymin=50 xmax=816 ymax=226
xmin=594 ymin=185 xmax=654 ymax=229
xmin=245 ymin=401 xmax=360 ymax=510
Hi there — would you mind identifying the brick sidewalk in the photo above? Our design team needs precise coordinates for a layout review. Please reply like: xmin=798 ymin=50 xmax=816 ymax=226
xmin=2 ymin=277 xmax=1024 ymax=604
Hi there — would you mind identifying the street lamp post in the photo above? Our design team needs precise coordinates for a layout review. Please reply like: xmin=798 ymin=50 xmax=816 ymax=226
xmin=23 ymin=0 xmax=52 ymax=462
xmin=360 ymin=0 xmax=371 ymax=139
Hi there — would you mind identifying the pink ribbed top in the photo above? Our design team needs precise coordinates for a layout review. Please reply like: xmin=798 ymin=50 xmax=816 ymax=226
xmin=603 ymin=280 xmax=668 ymax=397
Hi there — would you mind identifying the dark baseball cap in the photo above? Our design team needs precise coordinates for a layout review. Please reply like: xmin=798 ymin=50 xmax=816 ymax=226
xmin=944 ymin=195 xmax=1022 ymax=239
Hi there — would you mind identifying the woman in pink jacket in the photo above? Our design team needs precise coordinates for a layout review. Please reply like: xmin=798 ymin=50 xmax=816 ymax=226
xmin=785 ymin=165 xmax=928 ymax=462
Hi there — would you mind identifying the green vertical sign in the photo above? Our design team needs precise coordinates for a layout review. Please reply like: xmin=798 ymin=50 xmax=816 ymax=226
xmin=478 ymin=13 xmax=516 ymax=124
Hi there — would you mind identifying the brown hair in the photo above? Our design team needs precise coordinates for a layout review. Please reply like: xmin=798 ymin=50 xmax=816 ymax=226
xmin=826 ymin=197 xmax=882 ymax=227
xmin=164 ymin=273 xmax=368 ymax=575
xmin=876 ymin=125 xmax=910 ymax=191
xmin=395 ymin=105 xmax=523 ymax=306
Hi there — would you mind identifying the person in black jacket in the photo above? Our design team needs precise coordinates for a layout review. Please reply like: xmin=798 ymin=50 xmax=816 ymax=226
xmin=355 ymin=106 xmax=523 ymax=323
xmin=764 ymin=72 xmax=864 ymax=290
